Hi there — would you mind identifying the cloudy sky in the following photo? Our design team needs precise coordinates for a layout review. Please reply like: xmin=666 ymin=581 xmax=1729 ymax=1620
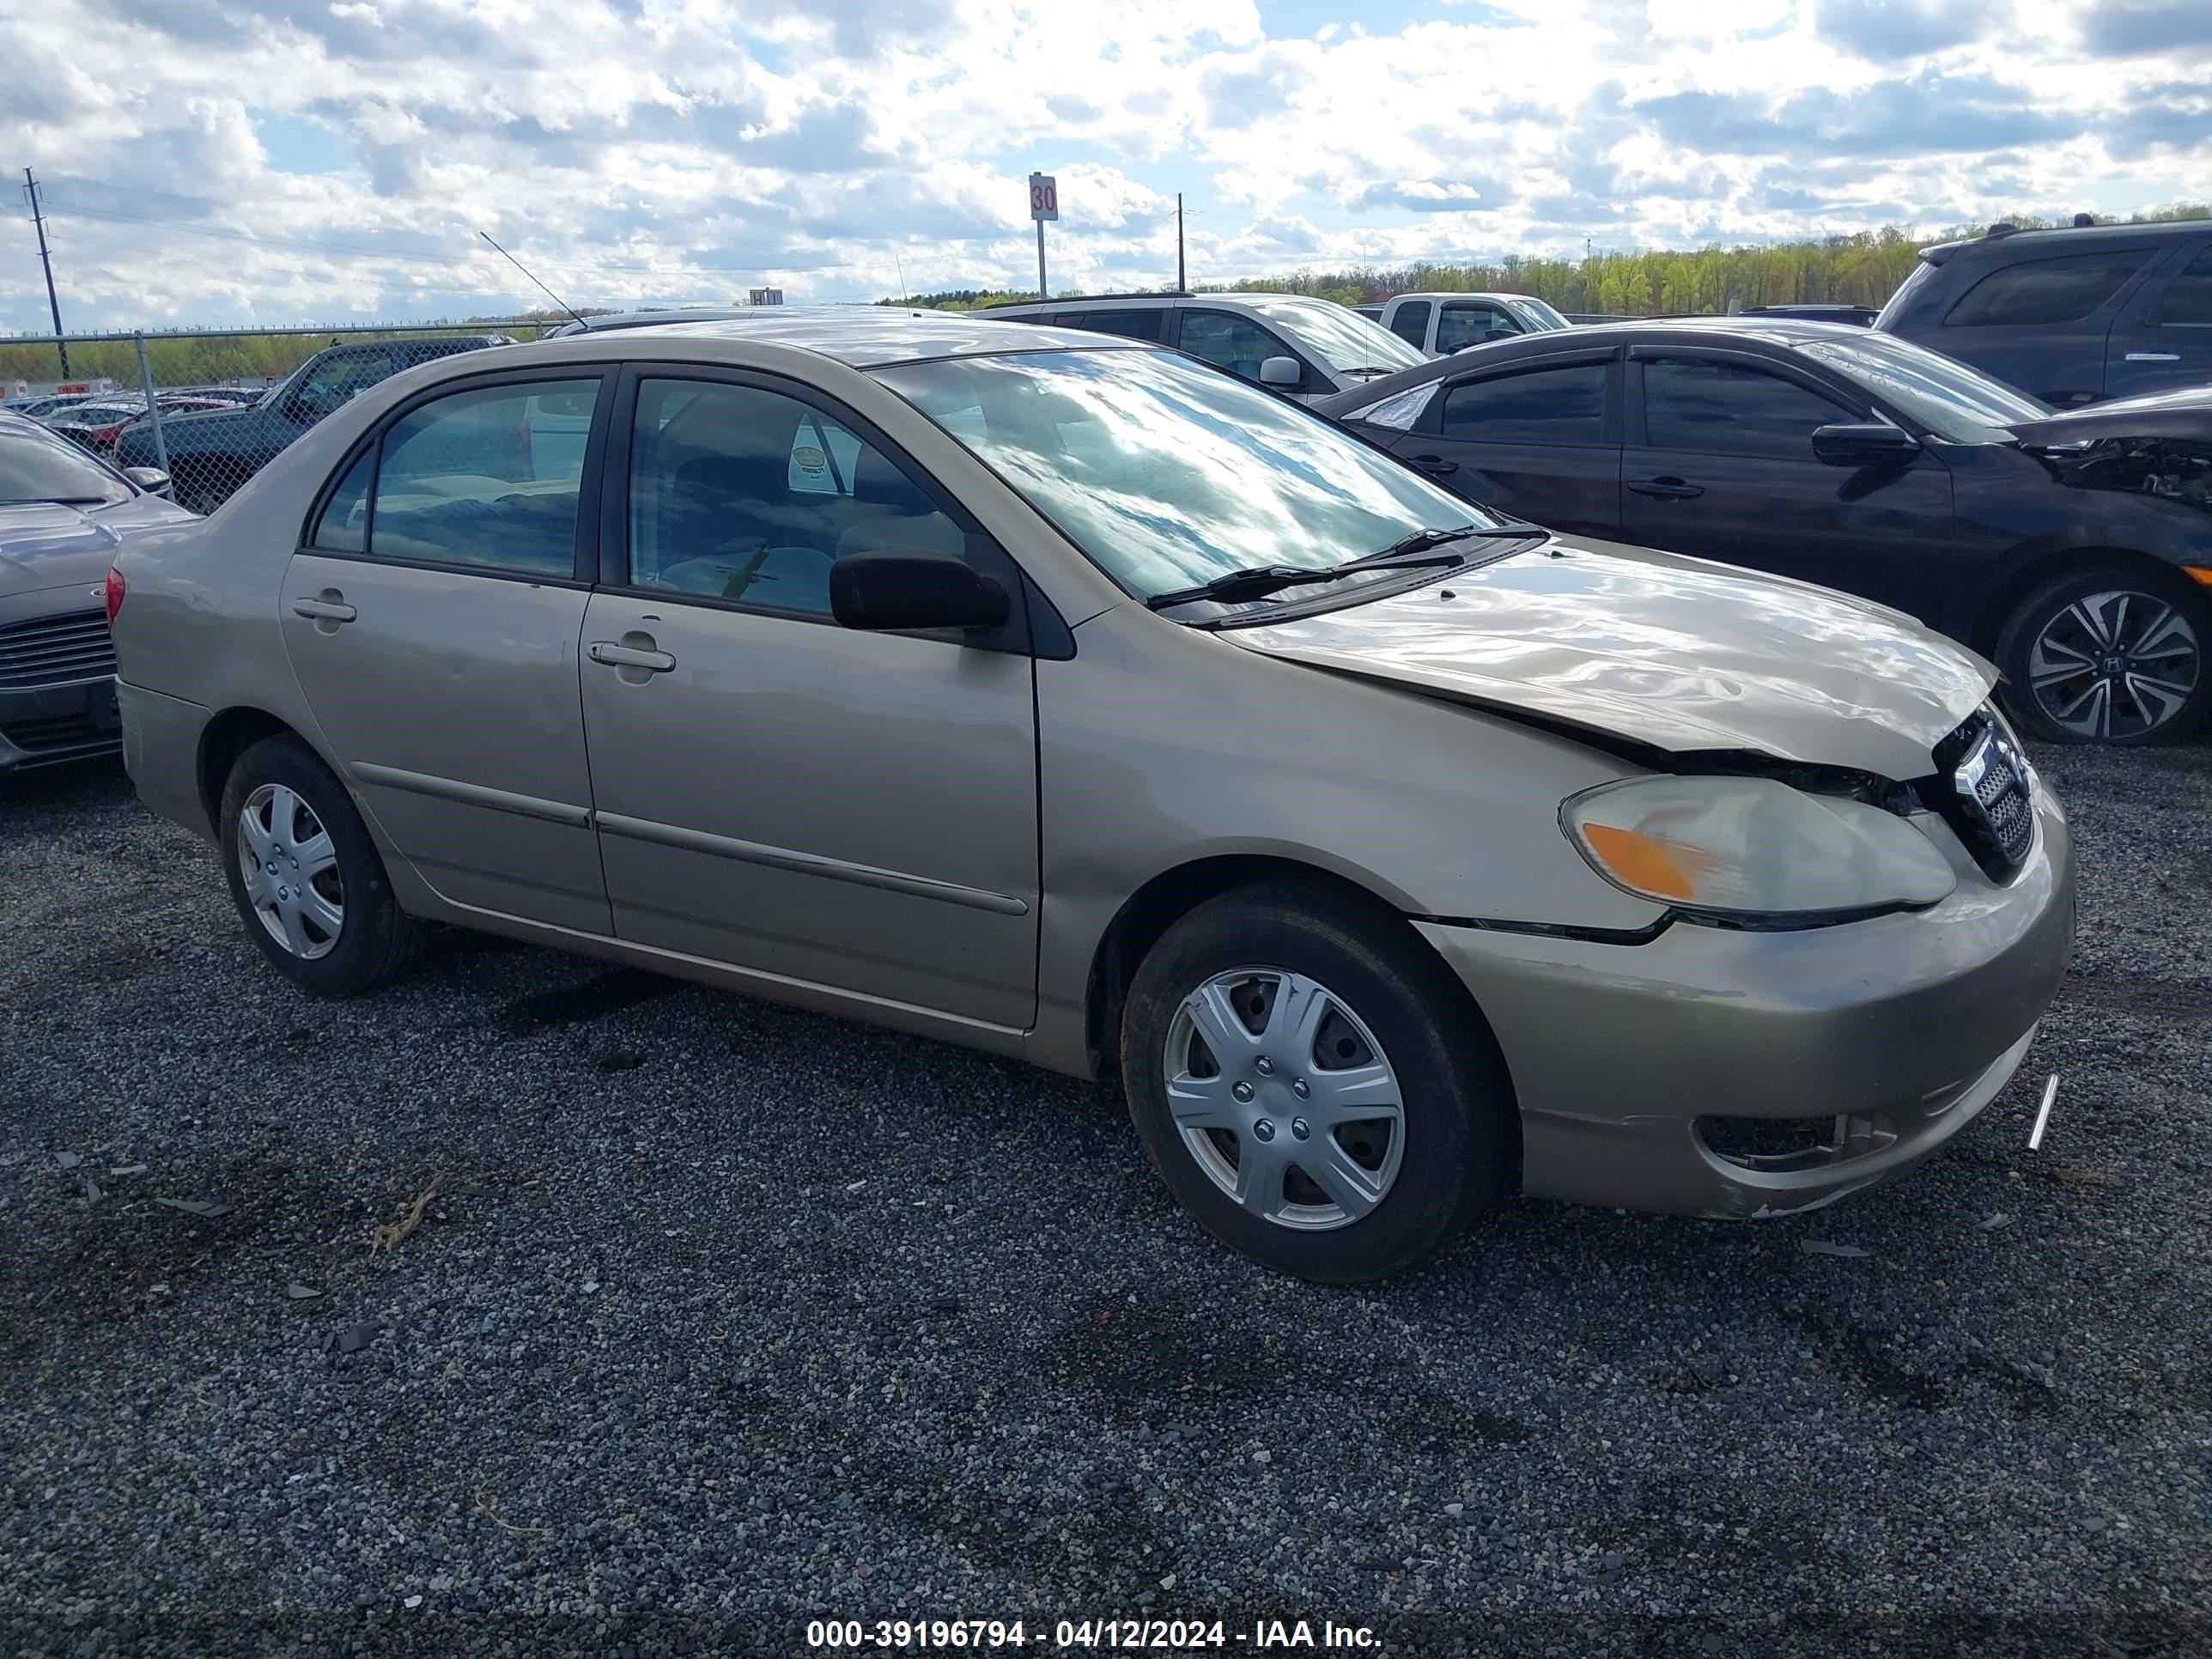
xmin=3 ymin=0 xmax=2209 ymax=331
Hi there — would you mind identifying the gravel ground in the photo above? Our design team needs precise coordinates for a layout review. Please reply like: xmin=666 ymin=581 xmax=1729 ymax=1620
xmin=2 ymin=744 xmax=2208 ymax=1659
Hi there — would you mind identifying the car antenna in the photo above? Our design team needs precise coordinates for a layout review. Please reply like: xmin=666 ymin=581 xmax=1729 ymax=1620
xmin=477 ymin=231 xmax=589 ymax=329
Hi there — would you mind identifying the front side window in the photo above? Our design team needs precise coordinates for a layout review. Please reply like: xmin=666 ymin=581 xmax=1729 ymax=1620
xmin=294 ymin=349 xmax=390 ymax=417
xmin=364 ymin=378 xmax=596 ymax=576
xmin=1440 ymin=362 xmax=1607 ymax=445
xmin=1389 ymin=301 xmax=1431 ymax=348
xmin=0 ymin=424 xmax=132 ymax=507
xmin=875 ymin=348 xmax=1508 ymax=608
xmin=624 ymin=378 xmax=964 ymax=617
xmin=2152 ymin=245 xmax=2212 ymax=327
xmin=1177 ymin=312 xmax=1296 ymax=386
xmin=1642 ymin=358 xmax=1849 ymax=459
xmin=1235 ymin=297 xmax=1427 ymax=375
xmin=1943 ymin=250 xmax=2152 ymax=327
xmin=1436 ymin=305 xmax=1516 ymax=354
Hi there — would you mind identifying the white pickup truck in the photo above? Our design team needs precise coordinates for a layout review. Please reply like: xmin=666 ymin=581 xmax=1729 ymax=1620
xmin=1376 ymin=291 xmax=1574 ymax=357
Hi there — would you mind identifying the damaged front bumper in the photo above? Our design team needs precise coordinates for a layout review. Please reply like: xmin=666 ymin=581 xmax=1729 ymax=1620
xmin=1418 ymin=793 xmax=2074 ymax=1220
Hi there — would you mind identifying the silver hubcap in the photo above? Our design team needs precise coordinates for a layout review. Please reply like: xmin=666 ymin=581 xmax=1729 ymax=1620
xmin=1164 ymin=968 xmax=1405 ymax=1231
xmin=2028 ymin=590 xmax=2200 ymax=741
xmin=237 ymin=784 xmax=344 ymax=960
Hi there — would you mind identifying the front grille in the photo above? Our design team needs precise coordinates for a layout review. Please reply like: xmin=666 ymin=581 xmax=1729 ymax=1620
xmin=0 ymin=709 xmax=116 ymax=757
xmin=1929 ymin=708 xmax=2035 ymax=879
xmin=0 ymin=610 xmax=116 ymax=690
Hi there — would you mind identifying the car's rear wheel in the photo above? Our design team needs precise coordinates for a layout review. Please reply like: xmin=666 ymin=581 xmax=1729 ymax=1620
xmin=1120 ymin=883 xmax=1515 ymax=1282
xmin=218 ymin=736 xmax=423 ymax=995
xmin=1995 ymin=565 xmax=2210 ymax=745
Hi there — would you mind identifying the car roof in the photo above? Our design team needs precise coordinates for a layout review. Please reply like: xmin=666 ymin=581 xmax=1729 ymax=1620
xmin=1309 ymin=316 xmax=1870 ymax=414
xmin=592 ymin=308 xmax=1151 ymax=368
xmin=1922 ymin=218 xmax=2209 ymax=264
xmin=1389 ymin=291 xmax=1540 ymax=304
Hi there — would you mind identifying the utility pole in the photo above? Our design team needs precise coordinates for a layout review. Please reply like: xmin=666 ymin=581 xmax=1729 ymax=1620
xmin=24 ymin=169 xmax=68 ymax=377
xmin=1176 ymin=193 xmax=1186 ymax=291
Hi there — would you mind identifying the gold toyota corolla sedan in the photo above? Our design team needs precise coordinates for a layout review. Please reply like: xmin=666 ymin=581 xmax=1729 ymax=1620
xmin=106 ymin=313 xmax=2073 ymax=1281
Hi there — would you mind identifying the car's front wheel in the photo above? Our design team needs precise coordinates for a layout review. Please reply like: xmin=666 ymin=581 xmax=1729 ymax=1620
xmin=1120 ymin=884 xmax=1515 ymax=1282
xmin=218 ymin=736 xmax=423 ymax=994
xmin=1995 ymin=565 xmax=2210 ymax=744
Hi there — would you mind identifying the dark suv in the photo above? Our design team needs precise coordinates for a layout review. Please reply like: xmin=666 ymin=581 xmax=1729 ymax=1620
xmin=1875 ymin=219 xmax=2212 ymax=407
xmin=114 ymin=334 xmax=510 ymax=513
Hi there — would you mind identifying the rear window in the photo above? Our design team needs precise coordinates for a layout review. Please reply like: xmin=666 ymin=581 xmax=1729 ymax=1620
xmin=1060 ymin=310 xmax=1164 ymax=343
xmin=1943 ymin=250 xmax=2153 ymax=327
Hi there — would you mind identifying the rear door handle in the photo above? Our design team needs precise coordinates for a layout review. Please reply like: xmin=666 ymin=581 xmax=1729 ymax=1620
xmin=2124 ymin=352 xmax=2180 ymax=362
xmin=291 ymin=597 xmax=356 ymax=623
xmin=588 ymin=641 xmax=677 ymax=673
xmin=1407 ymin=453 xmax=1459 ymax=475
xmin=1628 ymin=477 xmax=1704 ymax=501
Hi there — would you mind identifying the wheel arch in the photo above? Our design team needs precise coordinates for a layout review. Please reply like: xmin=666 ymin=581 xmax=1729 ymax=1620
xmin=1081 ymin=853 xmax=1510 ymax=1093
xmin=1978 ymin=544 xmax=2204 ymax=653
xmin=197 ymin=706 xmax=317 ymax=827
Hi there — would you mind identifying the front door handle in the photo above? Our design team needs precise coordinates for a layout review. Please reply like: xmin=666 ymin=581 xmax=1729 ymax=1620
xmin=2124 ymin=351 xmax=2181 ymax=362
xmin=1628 ymin=477 xmax=1705 ymax=501
xmin=1407 ymin=453 xmax=1459 ymax=475
xmin=588 ymin=641 xmax=677 ymax=673
xmin=291 ymin=595 xmax=356 ymax=623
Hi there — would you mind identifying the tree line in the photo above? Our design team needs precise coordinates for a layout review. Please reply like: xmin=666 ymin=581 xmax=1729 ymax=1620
xmin=884 ymin=206 xmax=2209 ymax=316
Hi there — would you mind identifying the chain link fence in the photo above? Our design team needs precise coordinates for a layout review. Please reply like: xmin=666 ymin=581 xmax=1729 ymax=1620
xmin=2 ymin=320 xmax=562 ymax=514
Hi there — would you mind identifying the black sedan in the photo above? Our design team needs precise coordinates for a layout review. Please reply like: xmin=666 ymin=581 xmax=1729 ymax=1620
xmin=1316 ymin=319 xmax=2212 ymax=744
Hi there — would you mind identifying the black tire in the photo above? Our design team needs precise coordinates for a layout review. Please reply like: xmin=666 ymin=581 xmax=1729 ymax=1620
xmin=217 ymin=735 xmax=423 ymax=995
xmin=1119 ymin=882 xmax=1516 ymax=1283
xmin=1994 ymin=563 xmax=2211 ymax=746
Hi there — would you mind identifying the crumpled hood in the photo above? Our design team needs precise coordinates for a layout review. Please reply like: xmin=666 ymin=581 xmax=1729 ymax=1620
xmin=2009 ymin=385 xmax=2212 ymax=448
xmin=1223 ymin=535 xmax=1996 ymax=780
xmin=0 ymin=495 xmax=193 ymax=599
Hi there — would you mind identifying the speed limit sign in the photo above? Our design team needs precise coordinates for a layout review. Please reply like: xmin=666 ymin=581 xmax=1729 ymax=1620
xmin=1029 ymin=173 xmax=1059 ymax=222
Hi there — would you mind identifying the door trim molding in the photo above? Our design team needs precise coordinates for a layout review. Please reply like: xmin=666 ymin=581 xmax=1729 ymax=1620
xmin=593 ymin=810 xmax=1032 ymax=916
xmin=352 ymin=762 xmax=592 ymax=829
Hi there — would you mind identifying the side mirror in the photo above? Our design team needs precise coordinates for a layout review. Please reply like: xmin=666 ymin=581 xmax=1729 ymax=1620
xmin=1811 ymin=422 xmax=1920 ymax=467
xmin=1258 ymin=356 xmax=1304 ymax=389
xmin=830 ymin=553 xmax=1011 ymax=634
xmin=123 ymin=467 xmax=171 ymax=495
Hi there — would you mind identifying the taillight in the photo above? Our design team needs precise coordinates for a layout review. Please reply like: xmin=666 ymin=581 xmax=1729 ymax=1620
xmin=104 ymin=566 xmax=125 ymax=628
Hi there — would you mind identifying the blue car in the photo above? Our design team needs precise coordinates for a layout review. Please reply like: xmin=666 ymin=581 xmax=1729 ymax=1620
xmin=0 ymin=412 xmax=195 ymax=774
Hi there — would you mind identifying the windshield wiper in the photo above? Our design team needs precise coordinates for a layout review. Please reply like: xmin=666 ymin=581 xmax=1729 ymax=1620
xmin=1343 ymin=524 xmax=1532 ymax=568
xmin=1145 ymin=564 xmax=1368 ymax=610
xmin=5 ymin=495 xmax=110 ymax=507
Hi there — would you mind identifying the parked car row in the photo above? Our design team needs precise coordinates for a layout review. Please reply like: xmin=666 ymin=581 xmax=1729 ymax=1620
xmin=101 ymin=311 xmax=2075 ymax=1283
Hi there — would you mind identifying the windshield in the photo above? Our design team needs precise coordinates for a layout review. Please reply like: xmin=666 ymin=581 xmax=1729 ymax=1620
xmin=876 ymin=348 xmax=1507 ymax=605
xmin=1796 ymin=333 xmax=2048 ymax=441
xmin=1504 ymin=296 xmax=1572 ymax=333
xmin=0 ymin=423 xmax=133 ymax=506
xmin=1234 ymin=297 xmax=1428 ymax=375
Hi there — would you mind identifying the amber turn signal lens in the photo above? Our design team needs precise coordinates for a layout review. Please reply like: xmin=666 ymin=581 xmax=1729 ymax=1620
xmin=2181 ymin=564 xmax=2212 ymax=588
xmin=1578 ymin=823 xmax=1720 ymax=902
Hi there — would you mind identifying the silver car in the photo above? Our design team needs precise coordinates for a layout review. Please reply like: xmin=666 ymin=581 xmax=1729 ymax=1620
xmin=1 ymin=412 xmax=189 ymax=775
xmin=108 ymin=313 xmax=2073 ymax=1281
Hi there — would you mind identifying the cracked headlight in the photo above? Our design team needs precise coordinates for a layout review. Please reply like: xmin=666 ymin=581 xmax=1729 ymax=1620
xmin=1563 ymin=775 xmax=1956 ymax=919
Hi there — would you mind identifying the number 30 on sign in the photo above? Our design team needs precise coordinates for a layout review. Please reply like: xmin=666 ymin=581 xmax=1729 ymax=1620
xmin=1029 ymin=173 xmax=1059 ymax=222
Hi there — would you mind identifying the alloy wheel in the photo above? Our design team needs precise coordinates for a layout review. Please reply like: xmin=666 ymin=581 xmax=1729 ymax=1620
xmin=2027 ymin=589 xmax=2202 ymax=742
xmin=236 ymin=783 xmax=345 ymax=960
xmin=1162 ymin=968 xmax=1405 ymax=1231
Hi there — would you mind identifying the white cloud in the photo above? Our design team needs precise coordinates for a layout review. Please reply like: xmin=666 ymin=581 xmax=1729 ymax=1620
xmin=0 ymin=0 xmax=2205 ymax=329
